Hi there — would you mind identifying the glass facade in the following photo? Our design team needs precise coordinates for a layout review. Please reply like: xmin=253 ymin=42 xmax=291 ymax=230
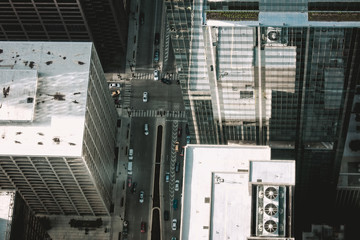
xmin=166 ymin=0 xmax=360 ymax=237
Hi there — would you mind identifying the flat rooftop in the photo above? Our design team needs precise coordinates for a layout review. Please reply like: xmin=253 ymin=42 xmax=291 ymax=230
xmin=0 ymin=41 xmax=93 ymax=157
xmin=181 ymin=145 xmax=295 ymax=240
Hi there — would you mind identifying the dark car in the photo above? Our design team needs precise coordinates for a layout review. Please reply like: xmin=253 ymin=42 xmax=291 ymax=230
xmin=185 ymin=124 xmax=189 ymax=135
xmin=164 ymin=210 xmax=169 ymax=221
xmin=173 ymin=199 xmax=178 ymax=210
xmin=177 ymin=127 xmax=182 ymax=137
xmin=131 ymin=182 xmax=137 ymax=193
xmin=154 ymin=33 xmax=160 ymax=45
xmin=175 ymin=162 xmax=180 ymax=173
xmin=161 ymin=78 xmax=171 ymax=85
xmin=140 ymin=222 xmax=146 ymax=233
xmin=140 ymin=12 xmax=145 ymax=25
xmin=180 ymin=147 xmax=185 ymax=157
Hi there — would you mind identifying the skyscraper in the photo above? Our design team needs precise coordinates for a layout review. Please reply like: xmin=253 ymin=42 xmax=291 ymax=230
xmin=0 ymin=41 xmax=118 ymax=216
xmin=0 ymin=0 xmax=129 ymax=72
xmin=165 ymin=0 xmax=360 ymax=237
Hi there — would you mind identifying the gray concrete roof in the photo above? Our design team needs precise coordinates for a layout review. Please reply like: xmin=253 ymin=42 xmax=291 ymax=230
xmin=0 ymin=42 xmax=93 ymax=157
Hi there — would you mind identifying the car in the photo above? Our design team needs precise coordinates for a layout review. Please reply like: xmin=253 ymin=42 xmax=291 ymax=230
xmin=140 ymin=221 xmax=146 ymax=233
xmin=165 ymin=172 xmax=170 ymax=183
xmin=144 ymin=123 xmax=149 ymax=135
xmin=123 ymin=220 xmax=128 ymax=236
xmin=175 ymin=162 xmax=180 ymax=173
xmin=143 ymin=92 xmax=148 ymax=102
xmin=161 ymin=78 xmax=171 ymax=84
xmin=173 ymin=199 xmax=178 ymax=210
xmin=139 ymin=12 xmax=145 ymax=25
xmin=154 ymin=49 xmax=159 ymax=63
xmin=180 ymin=146 xmax=185 ymax=157
xmin=139 ymin=191 xmax=144 ymax=203
xmin=172 ymin=219 xmax=177 ymax=230
xmin=185 ymin=124 xmax=189 ymax=135
xmin=186 ymin=135 xmax=191 ymax=144
xmin=164 ymin=210 xmax=169 ymax=221
xmin=177 ymin=127 xmax=182 ymax=137
xmin=131 ymin=182 xmax=137 ymax=193
xmin=154 ymin=32 xmax=160 ymax=45
xmin=128 ymin=148 xmax=134 ymax=160
xmin=175 ymin=180 xmax=180 ymax=191
xmin=154 ymin=70 xmax=159 ymax=81
xmin=127 ymin=176 xmax=132 ymax=188
xmin=109 ymin=83 xmax=120 ymax=88
xmin=174 ymin=141 xmax=179 ymax=152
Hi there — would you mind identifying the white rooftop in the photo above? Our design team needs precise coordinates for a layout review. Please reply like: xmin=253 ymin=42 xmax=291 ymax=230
xmin=181 ymin=145 xmax=295 ymax=240
xmin=0 ymin=41 xmax=93 ymax=157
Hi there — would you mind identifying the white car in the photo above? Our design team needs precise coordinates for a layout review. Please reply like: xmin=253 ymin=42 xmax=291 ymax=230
xmin=172 ymin=219 xmax=177 ymax=231
xmin=139 ymin=191 xmax=144 ymax=203
xmin=175 ymin=180 xmax=179 ymax=191
xmin=144 ymin=123 xmax=149 ymax=136
xmin=143 ymin=92 xmax=148 ymax=102
xmin=109 ymin=83 xmax=120 ymax=88
xmin=154 ymin=70 xmax=159 ymax=81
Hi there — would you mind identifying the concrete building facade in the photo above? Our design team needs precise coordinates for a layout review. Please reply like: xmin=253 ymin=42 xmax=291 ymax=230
xmin=0 ymin=0 xmax=129 ymax=72
xmin=0 ymin=41 xmax=118 ymax=216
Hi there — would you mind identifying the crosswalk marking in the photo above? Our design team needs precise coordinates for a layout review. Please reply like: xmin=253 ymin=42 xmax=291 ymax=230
xmin=129 ymin=109 xmax=186 ymax=119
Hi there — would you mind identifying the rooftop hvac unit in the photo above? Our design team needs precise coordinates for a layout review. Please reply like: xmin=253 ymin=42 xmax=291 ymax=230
xmin=265 ymin=27 xmax=288 ymax=46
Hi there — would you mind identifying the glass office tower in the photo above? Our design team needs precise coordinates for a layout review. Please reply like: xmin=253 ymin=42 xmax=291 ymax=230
xmin=165 ymin=0 xmax=360 ymax=237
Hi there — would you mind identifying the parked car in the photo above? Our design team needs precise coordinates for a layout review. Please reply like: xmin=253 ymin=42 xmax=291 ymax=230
xmin=174 ymin=141 xmax=179 ymax=152
xmin=139 ymin=191 xmax=144 ymax=203
xmin=165 ymin=172 xmax=170 ymax=183
xmin=109 ymin=83 xmax=120 ymax=88
xmin=164 ymin=210 xmax=169 ymax=221
xmin=127 ymin=176 xmax=132 ymax=188
xmin=154 ymin=32 xmax=160 ymax=45
xmin=154 ymin=70 xmax=159 ymax=81
xmin=177 ymin=127 xmax=182 ymax=137
xmin=154 ymin=49 xmax=159 ymax=63
xmin=175 ymin=162 xmax=180 ymax=173
xmin=175 ymin=180 xmax=180 ymax=191
xmin=140 ymin=221 xmax=146 ymax=233
xmin=172 ymin=219 xmax=177 ymax=231
xmin=143 ymin=92 xmax=148 ymax=102
xmin=173 ymin=199 xmax=178 ymax=210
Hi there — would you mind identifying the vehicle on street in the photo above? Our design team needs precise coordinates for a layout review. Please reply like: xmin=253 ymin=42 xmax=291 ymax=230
xmin=185 ymin=124 xmax=189 ymax=135
xmin=174 ymin=141 xmax=179 ymax=152
xmin=175 ymin=162 xmax=180 ymax=173
xmin=127 ymin=162 xmax=133 ymax=175
xmin=143 ymin=92 xmax=148 ymax=102
xmin=144 ymin=123 xmax=149 ymax=135
xmin=172 ymin=219 xmax=177 ymax=230
xmin=165 ymin=172 xmax=170 ymax=183
xmin=154 ymin=70 xmax=159 ymax=81
xmin=180 ymin=146 xmax=185 ymax=157
xmin=154 ymin=49 xmax=159 ymax=63
xmin=177 ymin=127 xmax=182 ymax=137
xmin=139 ymin=191 xmax=144 ymax=203
xmin=140 ymin=12 xmax=145 ymax=25
xmin=123 ymin=220 xmax=128 ymax=236
xmin=140 ymin=221 xmax=146 ymax=233
xmin=127 ymin=176 xmax=132 ymax=188
xmin=175 ymin=180 xmax=180 ymax=191
xmin=186 ymin=135 xmax=191 ymax=144
xmin=164 ymin=210 xmax=169 ymax=221
xmin=173 ymin=199 xmax=178 ymax=210
xmin=128 ymin=148 xmax=134 ymax=160
xmin=154 ymin=32 xmax=160 ymax=45
xmin=161 ymin=78 xmax=171 ymax=84
xmin=131 ymin=182 xmax=137 ymax=193
xmin=109 ymin=83 xmax=120 ymax=88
